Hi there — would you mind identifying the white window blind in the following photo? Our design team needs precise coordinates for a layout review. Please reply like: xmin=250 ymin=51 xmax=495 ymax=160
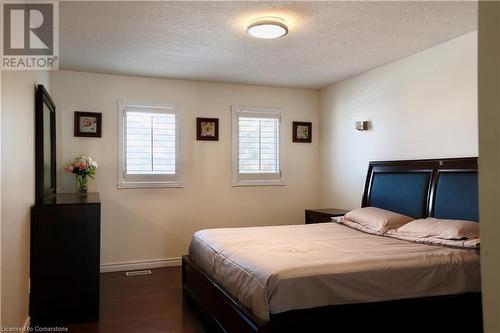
xmin=232 ymin=106 xmax=285 ymax=186
xmin=118 ymin=101 xmax=182 ymax=188
xmin=238 ymin=117 xmax=280 ymax=174
xmin=125 ymin=111 xmax=176 ymax=175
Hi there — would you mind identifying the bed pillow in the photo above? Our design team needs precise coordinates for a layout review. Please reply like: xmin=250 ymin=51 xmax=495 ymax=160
xmin=343 ymin=207 xmax=414 ymax=233
xmin=395 ymin=218 xmax=479 ymax=240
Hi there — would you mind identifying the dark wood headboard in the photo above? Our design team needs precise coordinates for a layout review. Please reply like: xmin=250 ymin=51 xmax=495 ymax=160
xmin=361 ymin=157 xmax=478 ymax=221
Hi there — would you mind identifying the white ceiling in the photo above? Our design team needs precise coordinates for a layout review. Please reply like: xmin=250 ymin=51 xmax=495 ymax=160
xmin=60 ymin=1 xmax=477 ymax=89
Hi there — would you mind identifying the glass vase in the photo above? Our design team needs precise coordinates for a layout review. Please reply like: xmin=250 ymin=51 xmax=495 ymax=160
xmin=76 ymin=175 xmax=88 ymax=194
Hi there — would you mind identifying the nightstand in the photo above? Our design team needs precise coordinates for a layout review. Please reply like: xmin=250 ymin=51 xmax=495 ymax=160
xmin=305 ymin=208 xmax=349 ymax=224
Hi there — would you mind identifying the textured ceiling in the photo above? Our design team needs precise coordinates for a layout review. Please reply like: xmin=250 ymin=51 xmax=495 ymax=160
xmin=60 ymin=1 xmax=477 ymax=89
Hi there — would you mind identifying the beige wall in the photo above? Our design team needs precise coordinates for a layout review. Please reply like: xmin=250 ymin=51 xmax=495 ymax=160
xmin=0 ymin=68 xmax=2 ymax=326
xmin=319 ymin=32 xmax=478 ymax=209
xmin=51 ymin=71 xmax=320 ymax=267
xmin=0 ymin=69 xmax=3 ymax=325
xmin=478 ymin=3 xmax=500 ymax=332
xmin=1 ymin=71 xmax=50 ymax=327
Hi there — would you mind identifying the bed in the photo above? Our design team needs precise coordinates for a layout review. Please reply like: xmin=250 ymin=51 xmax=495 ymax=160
xmin=182 ymin=157 xmax=482 ymax=332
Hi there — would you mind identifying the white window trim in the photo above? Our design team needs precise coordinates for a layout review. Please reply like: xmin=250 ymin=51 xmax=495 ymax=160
xmin=117 ymin=100 xmax=183 ymax=189
xmin=231 ymin=105 xmax=286 ymax=187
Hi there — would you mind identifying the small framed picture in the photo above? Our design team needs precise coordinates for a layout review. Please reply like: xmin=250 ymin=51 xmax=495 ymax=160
xmin=74 ymin=111 xmax=102 ymax=138
xmin=293 ymin=121 xmax=312 ymax=143
xmin=197 ymin=117 xmax=219 ymax=141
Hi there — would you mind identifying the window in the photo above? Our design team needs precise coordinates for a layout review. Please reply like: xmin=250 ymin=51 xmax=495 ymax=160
xmin=118 ymin=101 xmax=182 ymax=188
xmin=232 ymin=106 xmax=285 ymax=186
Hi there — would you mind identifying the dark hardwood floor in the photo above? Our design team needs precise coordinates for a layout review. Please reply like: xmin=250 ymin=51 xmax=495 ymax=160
xmin=68 ymin=267 xmax=212 ymax=333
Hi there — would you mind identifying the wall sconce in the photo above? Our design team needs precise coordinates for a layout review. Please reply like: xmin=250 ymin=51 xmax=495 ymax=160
xmin=355 ymin=121 xmax=369 ymax=131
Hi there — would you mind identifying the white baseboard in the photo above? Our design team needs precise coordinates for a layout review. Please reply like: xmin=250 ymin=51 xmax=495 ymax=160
xmin=100 ymin=257 xmax=181 ymax=273
xmin=22 ymin=316 xmax=30 ymax=331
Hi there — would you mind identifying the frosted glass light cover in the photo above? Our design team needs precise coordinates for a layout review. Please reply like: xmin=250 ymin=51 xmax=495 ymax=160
xmin=247 ymin=17 xmax=288 ymax=39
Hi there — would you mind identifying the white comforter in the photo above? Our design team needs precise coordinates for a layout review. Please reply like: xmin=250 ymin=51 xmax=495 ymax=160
xmin=188 ymin=222 xmax=480 ymax=321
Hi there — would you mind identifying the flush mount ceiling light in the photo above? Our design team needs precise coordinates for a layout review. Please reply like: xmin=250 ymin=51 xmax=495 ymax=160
xmin=246 ymin=17 xmax=288 ymax=39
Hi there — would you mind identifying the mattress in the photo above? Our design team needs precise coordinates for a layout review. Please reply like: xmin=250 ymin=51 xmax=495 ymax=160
xmin=188 ymin=222 xmax=481 ymax=321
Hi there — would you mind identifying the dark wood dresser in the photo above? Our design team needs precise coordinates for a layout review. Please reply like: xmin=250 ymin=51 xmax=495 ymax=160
xmin=305 ymin=208 xmax=349 ymax=224
xmin=30 ymin=193 xmax=101 ymax=326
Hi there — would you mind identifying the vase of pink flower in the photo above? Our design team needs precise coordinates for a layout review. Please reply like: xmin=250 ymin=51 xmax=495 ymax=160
xmin=64 ymin=155 xmax=98 ymax=193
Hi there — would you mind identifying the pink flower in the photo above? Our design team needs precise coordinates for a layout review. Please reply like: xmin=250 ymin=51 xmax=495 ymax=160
xmin=64 ymin=155 xmax=98 ymax=175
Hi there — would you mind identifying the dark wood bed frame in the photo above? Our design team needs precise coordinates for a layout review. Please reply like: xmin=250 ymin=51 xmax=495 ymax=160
xmin=182 ymin=157 xmax=483 ymax=333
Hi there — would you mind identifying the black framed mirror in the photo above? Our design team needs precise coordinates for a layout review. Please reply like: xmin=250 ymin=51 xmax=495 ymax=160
xmin=35 ymin=84 xmax=56 ymax=204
